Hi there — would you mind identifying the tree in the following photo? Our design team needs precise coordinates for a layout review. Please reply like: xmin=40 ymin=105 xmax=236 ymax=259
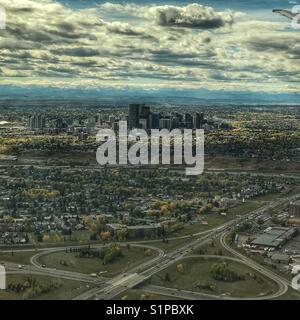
xmin=176 ymin=263 xmax=185 ymax=273
xmin=210 ymin=262 xmax=242 ymax=282
xmin=42 ymin=234 xmax=50 ymax=242
xmin=116 ymin=228 xmax=127 ymax=241
xmin=257 ymin=218 xmax=264 ymax=225
xmin=164 ymin=272 xmax=171 ymax=282
xmin=140 ymin=293 xmax=148 ymax=300
xmin=100 ymin=231 xmax=111 ymax=242
xmin=144 ymin=249 xmax=152 ymax=256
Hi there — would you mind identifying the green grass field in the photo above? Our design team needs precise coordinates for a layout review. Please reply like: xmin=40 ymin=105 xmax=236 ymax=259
xmin=0 ymin=250 xmax=36 ymax=265
xmin=150 ymin=237 xmax=195 ymax=253
xmin=115 ymin=289 xmax=179 ymax=300
xmin=38 ymin=246 xmax=157 ymax=277
xmin=273 ymin=288 xmax=300 ymax=300
xmin=171 ymin=201 xmax=263 ymax=237
xmin=0 ymin=275 xmax=86 ymax=300
xmin=151 ymin=256 xmax=279 ymax=298
xmin=205 ymin=156 xmax=300 ymax=173
xmin=192 ymin=237 xmax=233 ymax=257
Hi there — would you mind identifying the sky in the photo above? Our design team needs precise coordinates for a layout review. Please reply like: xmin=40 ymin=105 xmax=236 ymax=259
xmin=0 ymin=0 xmax=299 ymax=102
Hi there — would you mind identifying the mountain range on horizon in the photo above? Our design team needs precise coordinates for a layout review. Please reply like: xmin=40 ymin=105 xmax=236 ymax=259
xmin=0 ymin=86 xmax=299 ymax=105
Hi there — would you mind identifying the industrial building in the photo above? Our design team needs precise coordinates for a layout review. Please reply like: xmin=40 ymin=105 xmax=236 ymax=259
xmin=251 ymin=227 xmax=298 ymax=249
xmin=289 ymin=200 xmax=300 ymax=217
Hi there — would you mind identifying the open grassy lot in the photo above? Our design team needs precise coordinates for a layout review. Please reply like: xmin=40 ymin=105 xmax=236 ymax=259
xmin=115 ymin=289 xmax=179 ymax=300
xmin=38 ymin=246 xmax=157 ymax=277
xmin=150 ymin=238 xmax=194 ymax=253
xmin=0 ymin=275 xmax=86 ymax=300
xmin=273 ymin=288 xmax=300 ymax=300
xmin=0 ymin=250 xmax=36 ymax=265
xmin=227 ymin=201 xmax=263 ymax=215
xmin=252 ymin=192 xmax=287 ymax=202
xmin=171 ymin=201 xmax=263 ymax=237
xmin=151 ymin=257 xmax=278 ymax=298
xmin=192 ymin=237 xmax=233 ymax=257
xmin=205 ymin=156 xmax=300 ymax=173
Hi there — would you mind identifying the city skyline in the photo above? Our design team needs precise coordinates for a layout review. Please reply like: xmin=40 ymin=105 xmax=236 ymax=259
xmin=0 ymin=0 xmax=299 ymax=103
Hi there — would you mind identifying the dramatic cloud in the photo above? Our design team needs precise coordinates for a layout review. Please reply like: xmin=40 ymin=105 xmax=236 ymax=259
xmin=0 ymin=0 xmax=299 ymax=93
xmin=100 ymin=2 xmax=234 ymax=29
xmin=149 ymin=4 xmax=233 ymax=29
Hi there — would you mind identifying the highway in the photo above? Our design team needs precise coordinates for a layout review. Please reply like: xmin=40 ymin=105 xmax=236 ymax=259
xmin=142 ymin=253 xmax=290 ymax=300
xmin=29 ymin=243 xmax=164 ymax=271
xmin=74 ymin=193 xmax=299 ymax=300
xmin=1 ymin=163 xmax=299 ymax=180
xmin=220 ymin=232 xmax=291 ymax=295
xmin=1 ymin=192 xmax=298 ymax=300
xmin=2 ymin=261 xmax=105 ymax=284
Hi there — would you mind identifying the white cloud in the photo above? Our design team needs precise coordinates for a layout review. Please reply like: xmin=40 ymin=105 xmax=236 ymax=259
xmin=100 ymin=2 xmax=235 ymax=28
xmin=0 ymin=0 xmax=298 ymax=93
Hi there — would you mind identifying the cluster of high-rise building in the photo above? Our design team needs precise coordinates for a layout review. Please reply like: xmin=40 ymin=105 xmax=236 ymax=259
xmin=26 ymin=104 xmax=206 ymax=133
xmin=128 ymin=104 xmax=205 ymax=130
xmin=28 ymin=114 xmax=46 ymax=130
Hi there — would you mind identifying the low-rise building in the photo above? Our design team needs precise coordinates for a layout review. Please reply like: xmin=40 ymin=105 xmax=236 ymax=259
xmin=271 ymin=253 xmax=291 ymax=264
xmin=251 ymin=227 xmax=298 ymax=249
xmin=289 ymin=200 xmax=300 ymax=217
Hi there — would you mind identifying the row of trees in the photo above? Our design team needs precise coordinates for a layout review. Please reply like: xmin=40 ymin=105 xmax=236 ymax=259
xmin=210 ymin=262 xmax=244 ymax=282
xmin=77 ymin=242 xmax=122 ymax=265
xmin=8 ymin=276 xmax=62 ymax=299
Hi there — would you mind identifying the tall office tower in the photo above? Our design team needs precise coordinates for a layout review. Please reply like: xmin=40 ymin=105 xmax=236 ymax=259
xmin=102 ymin=114 xmax=109 ymax=122
xmin=185 ymin=113 xmax=193 ymax=129
xmin=194 ymin=112 xmax=204 ymax=129
xmin=112 ymin=121 xmax=119 ymax=131
xmin=159 ymin=118 xmax=172 ymax=130
xmin=149 ymin=112 xmax=160 ymax=129
xmin=139 ymin=118 xmax=148 ymax=130
xmin=128 ymin=104 xmax=141 ymax=129
xmin=139 ymin=105 xmax=150 ymax=118
xmin=139 ymin=105 xmax=150 ymax=129
xmin=171 ymin=116 xmax=178 ymax=129
xmin=55 ymin=118 xmax=67 ymax=129
xmin=97 ymin=113 xmax=103 ymax=125
xmin=86 ymin=116 xmax=97 ymax=134
xmin=55 ymin=118 xmax=63 ymax=129
xmin=36 ymin=114 xmax=45 ymax=129
xmin=28 ymin=116 xmax=35 ymax=130
xmin=175 ymin=112 xmax=183 ymax=123
xmin=28 ymin=115 xmax=45 ymax=130
xmin=108 ymin=115 xmax=115 ymax=125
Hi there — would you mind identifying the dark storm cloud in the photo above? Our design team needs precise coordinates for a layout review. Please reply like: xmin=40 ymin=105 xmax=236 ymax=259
xmin=51 ymin=47 xmax=99 ymax=57
xmin=248 ymin=37 xmax=300 ymax=59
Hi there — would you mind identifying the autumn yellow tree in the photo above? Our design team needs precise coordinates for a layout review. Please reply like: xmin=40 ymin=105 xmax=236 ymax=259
xmin=42 ymin=234 xmax=50 ymax=242
xmin=116 ymin=228 xmax=127 ymax=241
xmin=100 ymin=231 xmax=111 ymax=242
xmin=176 ymin=263 xmax=185 ymax=273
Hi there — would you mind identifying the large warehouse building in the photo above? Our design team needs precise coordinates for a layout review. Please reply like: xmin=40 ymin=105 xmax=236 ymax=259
xmin=251 ymin=227 xmax=298 ymax=249
xmin=289 ymin=200 xmax=300 ymax=217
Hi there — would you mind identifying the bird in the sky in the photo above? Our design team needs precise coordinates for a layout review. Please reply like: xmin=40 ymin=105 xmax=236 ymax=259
xmin=272 ymin=8 xmax=297 ymax=20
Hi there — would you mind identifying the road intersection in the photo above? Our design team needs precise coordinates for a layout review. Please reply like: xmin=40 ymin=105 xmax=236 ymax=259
xmin=1 ymin=193 xmax=299 ymax=300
